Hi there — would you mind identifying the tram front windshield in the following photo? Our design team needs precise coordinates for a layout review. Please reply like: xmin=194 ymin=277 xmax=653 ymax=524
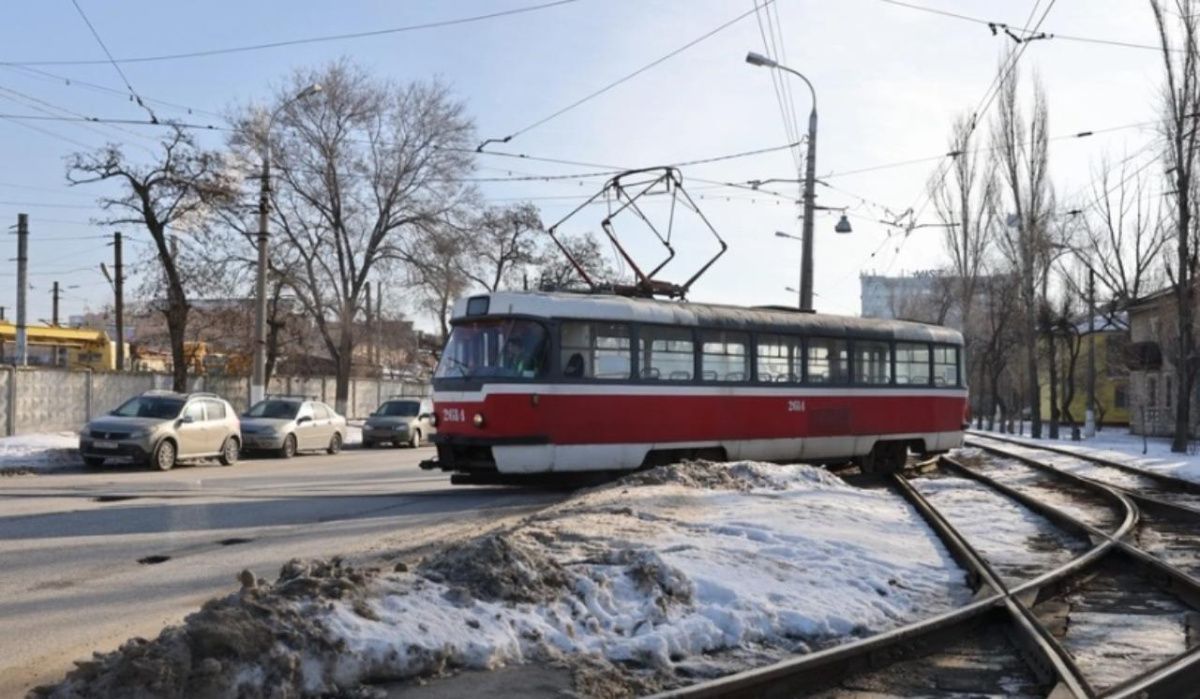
xmin=436 ymin=319 xmax=547 ymax=379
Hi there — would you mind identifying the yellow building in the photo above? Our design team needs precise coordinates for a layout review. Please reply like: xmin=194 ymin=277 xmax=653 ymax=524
xmin=0 ymin=323 xmax=117 ymax=370
xmin=1039 ymin=315 xmax=1130 ymax=427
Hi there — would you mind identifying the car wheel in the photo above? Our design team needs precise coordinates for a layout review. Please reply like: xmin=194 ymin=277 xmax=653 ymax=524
xmin=410 ymin=430 xmax=421 ymax=449
xmin=83 ymin=456 xmax=105 ymax=468
xmin=327 ymin=432 xmax=343 ymax=455
xmin=279 ymin=434 xmax=297 ymax=459
xmin=219 ymin=437 xmax=239 ymax=466
xmin=153 ymin=439 xmax=177 ymax=471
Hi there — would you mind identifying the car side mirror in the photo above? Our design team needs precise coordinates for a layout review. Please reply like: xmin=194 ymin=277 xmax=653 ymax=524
xmin=419 ymin=413 xmax=432 ymax=420
xmin=297 ymin=416 xmax=312 ymax=425
xmin=180 ymin=415 xmax=195 ymax=424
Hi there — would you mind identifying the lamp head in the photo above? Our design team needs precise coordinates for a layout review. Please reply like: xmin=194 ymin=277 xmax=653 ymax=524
xmin=835 ymin=215 xmax=853 ymax=234
xmin=745 ymin=51 xmax=778 ymax=68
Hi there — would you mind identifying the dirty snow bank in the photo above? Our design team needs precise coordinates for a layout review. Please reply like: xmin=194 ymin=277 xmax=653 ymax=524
xmin=974 ymin=428 xmax=1200 ymax=484
xmin=39 ymin=461 xmax=971 ymax=698
xmin=0 ymin=432 xmax=79 ymax=475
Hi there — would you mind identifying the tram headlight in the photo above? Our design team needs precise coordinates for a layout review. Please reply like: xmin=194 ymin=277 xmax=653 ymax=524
xmin=473 ymin=412 xmax=485 ymax=428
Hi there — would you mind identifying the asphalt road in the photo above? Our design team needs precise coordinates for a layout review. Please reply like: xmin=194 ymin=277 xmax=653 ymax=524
xmin=0 ymin=445 xmax=567 ymax=696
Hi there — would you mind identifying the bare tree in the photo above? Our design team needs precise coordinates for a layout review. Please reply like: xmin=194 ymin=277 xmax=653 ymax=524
xmin=536 ymin=230 xmax=619 ymax=290
xmin=404 ymin=221 xmax=472 ymax=344
xmin=1151 ymin=0 xmax=1200 ymax=452
xmin=931 ymin=112 xmax=998 ymax=325
xmin=240 ymin=61 xmax=475 ymax=412
xmin=67 ymin=126 xmax=236 ymax=391
xmin=991 ymin=61 xmax=1054 ymax=438
xmin=460 ymin=203 xmax=543 ymax=292
xmin=1080 ymin=154 xmax=1167 ymax=311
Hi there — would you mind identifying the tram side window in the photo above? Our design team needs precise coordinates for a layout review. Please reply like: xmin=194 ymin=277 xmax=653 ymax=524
xmin=756 ymin=334 xmax=802 ymax=382
xmin=559 ymin=322 xmax=632 ymax=379
xmin=895 ymin=342 xmax=931 ymax=386
xmin=934 ymin=345 xmax=960 ymax=386
xmin=807 ymin=338 xmax=849 ymax=384
xmin=853 ymin=340 xmax=892 ymax=385
xmin=700 ymin=331 xmax=749 ymax=381
xmin=640 ymin=326 xmax=694 ymax=380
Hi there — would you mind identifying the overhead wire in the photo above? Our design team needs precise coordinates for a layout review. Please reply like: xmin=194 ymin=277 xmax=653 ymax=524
xmin=490 ymin=0 xmax=776 ymax=144
xmin=4 ymin=0 xmax=583 ymax=66
xmin=69 ymin=0 xmax=158 ymax=123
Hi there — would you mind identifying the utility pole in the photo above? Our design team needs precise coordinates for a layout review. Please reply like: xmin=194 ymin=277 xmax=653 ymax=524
xmin=1085 ymin=267 xmax=1096 ymax=438
xmin=0 ymin=306 xmax=5 ymax=321
xmin=15 ymin=213 xmax=28 ymax=366
xmin=104 ymin=232 xmax=126 ymax=372
xmin=51 ymin=281 xmax=60 ymax=326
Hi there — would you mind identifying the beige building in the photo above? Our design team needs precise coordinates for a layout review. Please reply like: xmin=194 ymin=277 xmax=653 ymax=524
xmin=1125 ymin=287 xmax=1200 ymax=437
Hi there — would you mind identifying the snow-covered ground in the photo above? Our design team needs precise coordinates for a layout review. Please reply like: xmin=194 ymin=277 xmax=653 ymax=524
xmin=973 ymin=427 xmax=1200 ymax=485
xmin=911 ymin=471 xmax=1086 ymax=584
xmin=0 ymin=432 xmax=80 ymax=475
xmin=40 ymin=461 xmax=972 ymax=697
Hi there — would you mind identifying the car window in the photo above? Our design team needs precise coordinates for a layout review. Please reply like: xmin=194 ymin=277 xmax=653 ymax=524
xmin=203 ymin=400 xmax=226 ymax=421
xmin=112 ymin=396 xmax=185 ymax=419
xmin=312 ymin=404 xmax=329 ymax=420
xmin=379 ymin=401 xmax=419 ymax=417
xmin=184 ymin=402 xmax=205 ymax=421
xmin=298 ymin=403 xmax=315 ymax=420
xmin=244 ymin=400 xmax=300 ymax=419
xmin=323 ymin=403 xmax=340 ymax=418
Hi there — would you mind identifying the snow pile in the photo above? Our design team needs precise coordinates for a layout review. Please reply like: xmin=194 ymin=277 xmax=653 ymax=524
xmin=0 ymin=432 xmax=80 ymax=475
xmin=38 ymin=461 xmax=970 ymax=697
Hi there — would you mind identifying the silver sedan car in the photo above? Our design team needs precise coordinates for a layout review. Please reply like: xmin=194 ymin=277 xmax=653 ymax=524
xmin=239 ymin=396 xmax=347 ymax=458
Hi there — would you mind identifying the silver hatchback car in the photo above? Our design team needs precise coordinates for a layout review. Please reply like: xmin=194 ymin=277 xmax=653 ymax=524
xmin=240 ymin=396 xmax=347 ymax=458
xmin=79 ymin=390 xmax=242 ymax=470
xmin=362 ymin=398 xmax=436 ymax=448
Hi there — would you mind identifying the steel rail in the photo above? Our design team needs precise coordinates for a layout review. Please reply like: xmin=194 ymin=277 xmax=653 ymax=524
xmin=966 ymin=430 xmax=1200 ymax=496
xmin=958 ymin=439 xmax=1200 ymax=696
xmin=649 ymin=471 xmax=1105 ymax=699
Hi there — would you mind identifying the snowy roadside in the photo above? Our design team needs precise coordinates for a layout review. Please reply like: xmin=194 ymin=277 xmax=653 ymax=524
xmin=0 ymin=432 xmax=80 ymax=475
xmin=972 ymin=427 xmax=1200 ymax=485
xmin=36 ymin=461 xmax=972 ymax=698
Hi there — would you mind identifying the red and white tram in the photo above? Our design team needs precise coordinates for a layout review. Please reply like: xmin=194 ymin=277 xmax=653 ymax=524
xmin=421 ymin=291 xmax=968 ymax=484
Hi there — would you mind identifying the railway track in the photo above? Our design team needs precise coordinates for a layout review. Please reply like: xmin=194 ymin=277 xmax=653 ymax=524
xmin=650 ymin=438 xmax=1200 ymax=698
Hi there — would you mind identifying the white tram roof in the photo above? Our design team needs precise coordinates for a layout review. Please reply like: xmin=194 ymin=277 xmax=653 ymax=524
xmin=452 ymin=291 xmax=964 ymax=345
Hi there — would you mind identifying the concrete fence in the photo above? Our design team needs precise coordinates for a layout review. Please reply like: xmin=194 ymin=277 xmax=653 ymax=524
xmin=0 ymin=366 xmax=430 ymax=436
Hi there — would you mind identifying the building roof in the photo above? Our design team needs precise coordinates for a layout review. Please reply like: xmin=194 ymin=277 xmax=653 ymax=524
xmin=0 ymin=322 xmax=110 ymax=345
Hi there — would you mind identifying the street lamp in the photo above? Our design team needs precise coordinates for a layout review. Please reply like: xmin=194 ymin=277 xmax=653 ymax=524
xmin=251 ymin=83 xmax=322 ymax=406
xmin=747 ymin=51 xmax=819 ymax=312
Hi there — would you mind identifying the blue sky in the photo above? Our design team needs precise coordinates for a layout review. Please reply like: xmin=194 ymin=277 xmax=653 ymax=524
xmin=0 ymin=1 xmax=1168 ymax=328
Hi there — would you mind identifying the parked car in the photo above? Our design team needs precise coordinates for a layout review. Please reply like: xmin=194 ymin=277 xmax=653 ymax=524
xmin=78 ymin=390 xmax=241 ymax=471
xmin=240 ymin=396 xmax=347 ymax=458
xmin=362 ymin=398 xmax=436 ymax=448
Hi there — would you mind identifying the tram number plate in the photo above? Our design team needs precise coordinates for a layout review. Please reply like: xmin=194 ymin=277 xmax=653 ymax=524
xmin=787 ymin=400 xmax=806 ymax=413
xmin=441 ymin=408 xmax=466 ymax=423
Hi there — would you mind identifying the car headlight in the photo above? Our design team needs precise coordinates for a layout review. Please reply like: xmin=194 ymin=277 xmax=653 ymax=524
xmin=127 ymin=428 xmax=150 ymax=439
xmin=393 ymin=424 xmax=409 ymax=431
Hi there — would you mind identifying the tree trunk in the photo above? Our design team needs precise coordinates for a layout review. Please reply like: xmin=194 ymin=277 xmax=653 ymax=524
xmin=1047 ymin=328 xmax=1060 ymax=440
xmin=165 ymin=302 xmax=189 ymax=392
xmin=334 ymin=328 xmax=354 ymax=416
xmin=1025 ymin=278 xmax=1042 ymax=438
xmin=1174 ymin=275 xmax=1195 ymax=452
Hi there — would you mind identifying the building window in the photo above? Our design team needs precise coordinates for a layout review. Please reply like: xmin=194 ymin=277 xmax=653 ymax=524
xmin=933 ymin=346 xmax=959 ymax=386
xmin=1114 ymin=383 xmax=1128 ymax=409
xmin=807 ymin=338 xmax=849 ymax=384
xmin=699 ymin=331 xmax=749 ymax=382
xmin=756 ymin=334 xmax=801 ymax=382
xmin=854 ymin=340 xmax=892 ymax=385
xmin=1166 ymin=374 xmax=1174 ymax=409
xmin=895 ymin=342 xmax=930 ymax=386
xmin=560 ymin=322 xmax=632 ymax=379
xmin=640 ymin=326 xmax=694 ymax=381
xmin=1148 ymin=376 xmax=1158 ymax=407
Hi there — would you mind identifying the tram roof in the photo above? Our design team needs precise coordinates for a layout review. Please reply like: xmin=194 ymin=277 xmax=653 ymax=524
xmin=451 ymin=291 xmax=963 ymax=345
